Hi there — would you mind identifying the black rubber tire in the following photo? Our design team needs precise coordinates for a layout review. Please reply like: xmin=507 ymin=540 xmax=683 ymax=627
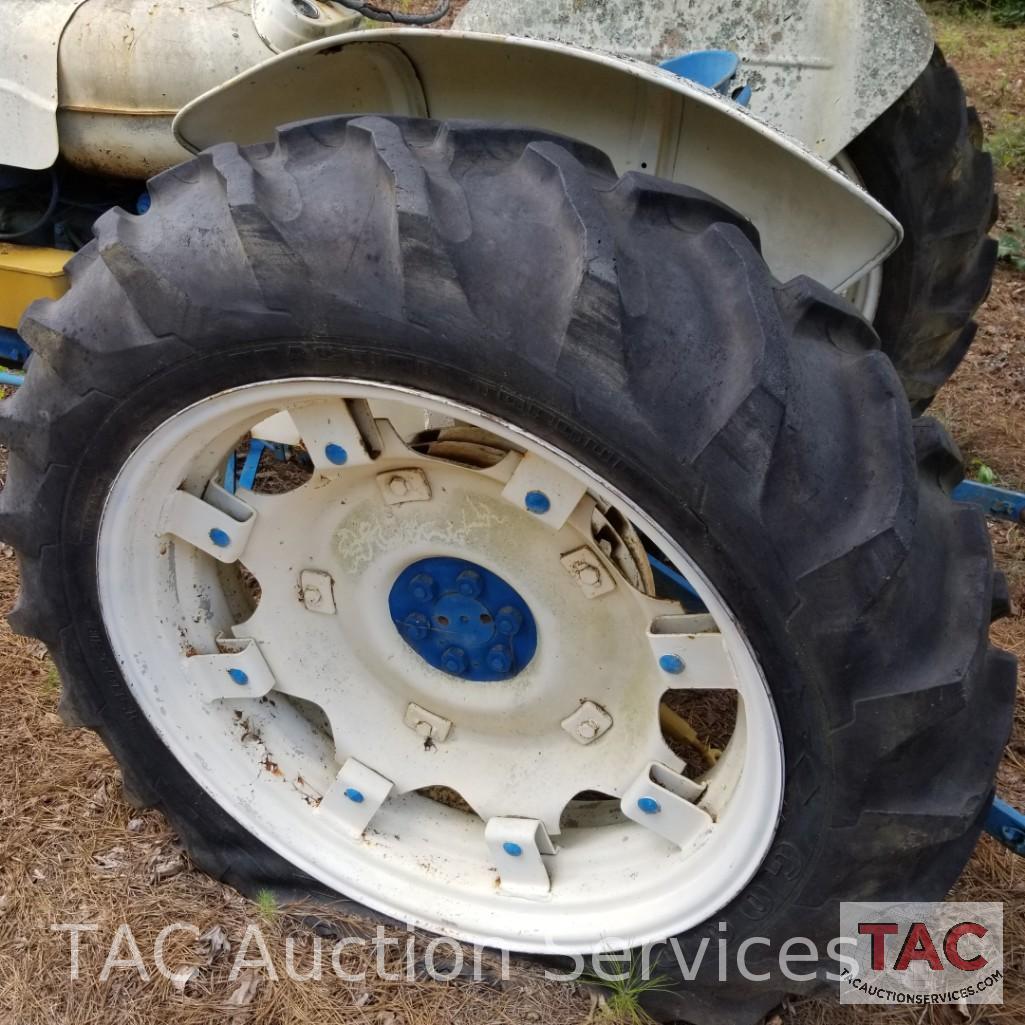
xmin=1 ymin=116 xmax=1015 ymax=1024
xmin=847 ymin=47 xmax=999 ymax=412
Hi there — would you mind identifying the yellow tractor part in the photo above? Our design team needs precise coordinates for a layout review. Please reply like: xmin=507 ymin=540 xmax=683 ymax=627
xmin=0 ymin=244 xmax=70 ymax=329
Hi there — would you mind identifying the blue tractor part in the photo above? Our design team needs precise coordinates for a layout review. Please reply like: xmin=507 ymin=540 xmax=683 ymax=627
xmin=660 ymin=50 xmax=752 ymax=106
xmin=388 ymin=555 xmax=538 ymax=682
xmin=986 ymin=798 xmax=1025 ymax=856
xmin=953 ymin=480 xmax=1025 ymax=525
xmin=222 ymin=438 xmax=289 ymax=494
xmin=0 ymin=326 xmax=30 ymax=365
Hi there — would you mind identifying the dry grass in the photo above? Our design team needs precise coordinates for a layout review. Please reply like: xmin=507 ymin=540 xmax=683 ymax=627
xmin=0 ymin=546 xmax=592 ymax=1025
xmin=2 ymin=8 xmax=1024 ymax=1025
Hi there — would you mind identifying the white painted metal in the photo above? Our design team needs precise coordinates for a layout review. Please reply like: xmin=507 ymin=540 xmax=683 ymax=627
xmin=620 ymin=762 xmax=711 ymax=850
xmin=319 ymin=757 xmax=394 ymax=835
xmin=560 ymin=546 xmax=616 ymax=599
xmin=0 ymin=0 xmax=88 ymax=170
xmin=501 ymin=452 xmax=589 ymax=531
xmin=251 ymin=0 xmax=361 ymax=54
xmin=484 ymin=817 xmax=556 ymax=898
xmin=455 ymin=0 xmax=934 ymax=160
xmin=403 ymin=702 xmax=452 ymax=743
xmin=97 ymin=378 xmax=785 ymax=952
xmin=51 ymin=0 xmax=280 ymax=176
xmin=834 ymin=150 xmax=885 ymax=321
xmin=251 ymin=410 xmax=302 ymax=446
xmin=648 ymin=614 xmax=735 ymax=689
xmin=299 ymin=569 xmax=336 ymax=615
xmin=0 ymin=0 xmax=363 ymax=176
xmin=160 ymin=484 xmax=256 ymax=564
xmin=288 ymin=399 xmax=376 ymax=472
xmin=186 ymin=637 xmax=277 ymax=701
xmin=560 ymin=700 xmax=614 ymax=746
xmin=376 ymin=468 xmax=432 ymax=506
xmin=173 ymin=29 xmax=902 ymax=293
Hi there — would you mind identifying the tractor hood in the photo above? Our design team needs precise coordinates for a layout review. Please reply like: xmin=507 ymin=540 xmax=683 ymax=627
xmin=174 ymin=29 xmax=901 ymax=294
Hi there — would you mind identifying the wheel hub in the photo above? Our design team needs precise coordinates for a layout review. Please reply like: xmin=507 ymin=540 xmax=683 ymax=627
xmin=388 ymin=556 xmax=537 ymax=682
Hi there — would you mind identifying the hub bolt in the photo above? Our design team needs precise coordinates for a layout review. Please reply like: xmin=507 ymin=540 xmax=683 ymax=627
xmin=456 ymin=569 xmax=483 ymax=597
xmin=496 ymin=606 xmax=523 ymax=636
xmin=209 ymin=528 xmax=231 ymax=548
xmin=403 ymin=612 xmax=430 ymax=642
xmin=324 ymin=443 xmax=348 ymax=465
xmin=560 ymin=699 xmax=614 ymax=745
xmin=387 ymin=475 xmax=409 ymax=497
xmin=227 ymin=668 xmax=249 ymax=686
xmin=410 ymin=573 xmax=435 ymax=602
xmin=637 ymin=797 xmax=661 ymax=815
xmin=487 ymin=645 xmax=513 ymax=674
xmin=659 ymin=653 xmax=685 ymax=675
xmin=441 ymin=646 xmax=468 ymax=675
xmin=524 ymin=490 xmax=551 ymax=515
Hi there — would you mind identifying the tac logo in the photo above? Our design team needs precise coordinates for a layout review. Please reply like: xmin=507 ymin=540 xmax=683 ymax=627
xmin=839 ymin=902 xmax=1003 ymax=1006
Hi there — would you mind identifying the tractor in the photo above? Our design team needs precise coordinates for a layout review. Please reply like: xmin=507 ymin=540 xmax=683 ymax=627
xmin=0 ymin=1 xmax=1017 ymax=1021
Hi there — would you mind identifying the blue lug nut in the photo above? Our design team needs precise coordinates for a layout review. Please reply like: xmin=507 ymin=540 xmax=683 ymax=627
xmin=344 ymin=787 xmax=365 ymax=804
xmin=410 ymin=573 xmax=435 ymax=603
xmin=487 ymin=645 xmax=513 ymax=674
xmin=659 ymin=653 xmax=685 ymax=675
xmin=324 ymin=443 xmax=348 ymax=465
xmin=441 ymin=646 xmax=468 ymax=675
xmin=228 ymin=668 xmax=249 ymax=685
xmin=503 ymin=842 xmax=523 ymax=857
xmin=524 ymin=490 xmax=551 ymax=515
xmin=403 ymin=612 xmax=430 ymax=642
xmin=496 ymin=605 xmax=523 ymax=637
xmin=637 ymin=797 xmax=661 ymax=815
xmin=209 ymin=527 xmax=231 ymax=548
xmin=456 ymin=568 xmax=483 ymax=597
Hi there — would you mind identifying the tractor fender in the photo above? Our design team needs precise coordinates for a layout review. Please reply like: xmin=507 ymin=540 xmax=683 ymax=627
xmin=174 ymin=29 xmax=901 ymax=294
xmin=455 ymin=0 xmax=935 ymax=160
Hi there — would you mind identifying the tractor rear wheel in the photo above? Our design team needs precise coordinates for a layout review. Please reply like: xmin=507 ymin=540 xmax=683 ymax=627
xmin=843 ymin=47 xmax=998 ymax=412
xmin=0 ymin=115 xmax=1015 ymax=1024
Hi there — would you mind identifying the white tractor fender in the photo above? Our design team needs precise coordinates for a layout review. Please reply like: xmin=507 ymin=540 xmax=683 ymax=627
xmin=455 ymin=0 xmax=936 ymax=160
xmin=174 ymin=29 xmax=901 ymax=294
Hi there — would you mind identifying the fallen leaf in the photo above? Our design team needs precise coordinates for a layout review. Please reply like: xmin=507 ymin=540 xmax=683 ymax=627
xmin=199 ymin=924 xmax=231 ymax=961
xmin=227 ymin=969 xmax=261 ymax=1006
xmin=170 ymin=965 xmax=199 ymax=994
xmin=92 ymin=847 xmax=128 ymax=874
xmin=150 ymin=852 xmax=185 ymax=883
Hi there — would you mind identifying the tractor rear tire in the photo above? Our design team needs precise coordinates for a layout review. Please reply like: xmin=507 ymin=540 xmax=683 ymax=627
xmin=0 ymin=115 xmax=1015 ymax=1024
xmin=846 ymin=46 xmax=998 ymax=411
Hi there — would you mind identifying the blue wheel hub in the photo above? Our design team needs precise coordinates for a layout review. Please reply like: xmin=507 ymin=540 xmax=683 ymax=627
xmin=388 ymin=557 xmax=537 ymax=682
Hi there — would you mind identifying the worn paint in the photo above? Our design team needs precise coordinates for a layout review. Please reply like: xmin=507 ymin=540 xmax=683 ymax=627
xmin=455 ymin=0 xmax=934 ymax=158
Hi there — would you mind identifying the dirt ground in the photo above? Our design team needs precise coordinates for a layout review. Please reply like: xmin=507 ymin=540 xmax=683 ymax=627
xmin=1 ymin=6 xmax=1024 ymax=1025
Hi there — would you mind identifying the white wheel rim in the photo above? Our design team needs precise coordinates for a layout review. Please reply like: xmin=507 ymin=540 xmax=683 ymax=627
xmin=835 ymin=150 xmax=884 ymax=322
xmin=97 ymin=378 xmax=784 ymax=953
